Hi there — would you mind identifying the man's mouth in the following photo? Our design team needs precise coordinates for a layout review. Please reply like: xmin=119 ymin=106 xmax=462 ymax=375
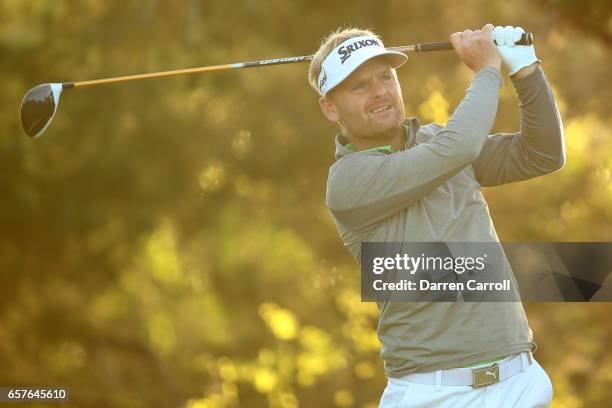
xmin=370 ymin=105 xmax=392 ymax=114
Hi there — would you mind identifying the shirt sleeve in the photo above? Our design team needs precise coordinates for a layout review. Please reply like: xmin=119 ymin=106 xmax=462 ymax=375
xmin=327 ymin=67 xmax=502 ymax=232
xmin=472 ymin=64 xmax=566 ymax=187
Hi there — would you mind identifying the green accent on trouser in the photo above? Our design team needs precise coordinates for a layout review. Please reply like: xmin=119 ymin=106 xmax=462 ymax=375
xmin=461 ymin=355 xmax=510 ymax=368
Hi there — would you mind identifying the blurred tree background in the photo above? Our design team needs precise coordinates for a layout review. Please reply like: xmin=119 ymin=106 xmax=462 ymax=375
xmin=1 ymin=0 xmax=611 ymax=407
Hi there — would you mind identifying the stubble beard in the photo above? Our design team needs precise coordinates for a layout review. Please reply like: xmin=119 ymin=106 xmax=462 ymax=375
xmin=339 ymin=95 xmax=406 ymax=146
xmin=362 ymin=103 xmax=405 ymax=143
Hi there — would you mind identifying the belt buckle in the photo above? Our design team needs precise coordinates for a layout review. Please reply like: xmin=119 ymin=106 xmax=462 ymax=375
xmin=472 ymin=363 xmax=500 ymax=388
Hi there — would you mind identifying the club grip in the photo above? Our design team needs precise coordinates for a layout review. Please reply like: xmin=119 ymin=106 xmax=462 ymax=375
xmin=416 ymin=32 xmax=533 ymax=52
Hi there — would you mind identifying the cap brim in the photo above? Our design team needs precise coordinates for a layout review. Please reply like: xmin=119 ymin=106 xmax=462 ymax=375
xmin=385 ymin=50 xmax=409 ymax=68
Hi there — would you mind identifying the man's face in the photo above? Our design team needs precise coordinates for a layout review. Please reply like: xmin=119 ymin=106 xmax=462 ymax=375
xmin=320 ymin=56 xmax=405 ymax=141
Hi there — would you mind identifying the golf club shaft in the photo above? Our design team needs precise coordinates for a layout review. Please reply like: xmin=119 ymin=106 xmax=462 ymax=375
xmin=62 ymin=32 xmax=533 ymax=90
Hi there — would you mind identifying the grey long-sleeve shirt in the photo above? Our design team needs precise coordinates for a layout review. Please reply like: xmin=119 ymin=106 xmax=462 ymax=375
xmin=326 ymin=65 xmax=565 ymax=377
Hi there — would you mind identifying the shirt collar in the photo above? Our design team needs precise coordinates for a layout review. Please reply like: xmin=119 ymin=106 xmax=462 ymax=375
xmin=344 ymin=122 xmax=411 ymax=153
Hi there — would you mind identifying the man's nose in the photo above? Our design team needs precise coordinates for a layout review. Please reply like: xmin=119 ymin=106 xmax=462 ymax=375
xmin=370 ymin=78 xmax=386 ymax=98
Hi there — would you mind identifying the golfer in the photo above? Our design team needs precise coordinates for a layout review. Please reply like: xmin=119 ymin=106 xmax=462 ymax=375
xmin=308 ymin=24 xmax=565 ymax=407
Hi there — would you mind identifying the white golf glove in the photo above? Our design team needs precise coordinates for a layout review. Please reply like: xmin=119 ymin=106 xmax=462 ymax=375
xmin=492 ymin=26 xmax=540 ymax=76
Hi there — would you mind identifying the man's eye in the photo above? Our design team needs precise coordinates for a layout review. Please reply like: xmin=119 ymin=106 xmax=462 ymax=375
xmin=382 ymin=74 xmax=392 ymax=81
xmin=352 ymin=83 xmax=365 ymax=91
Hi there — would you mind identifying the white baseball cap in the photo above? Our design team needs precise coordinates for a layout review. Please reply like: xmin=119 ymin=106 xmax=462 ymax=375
xmin=318 ymin=35 xmax=408 ymax=96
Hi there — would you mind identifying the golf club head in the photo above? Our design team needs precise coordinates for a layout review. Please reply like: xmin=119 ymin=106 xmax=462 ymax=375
xmin=20 ymin=83 xmax=63 ymax=139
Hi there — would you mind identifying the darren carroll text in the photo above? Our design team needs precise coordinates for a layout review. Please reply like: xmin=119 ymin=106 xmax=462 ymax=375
xmin=373 ymin=279 xmax=512 ymax=291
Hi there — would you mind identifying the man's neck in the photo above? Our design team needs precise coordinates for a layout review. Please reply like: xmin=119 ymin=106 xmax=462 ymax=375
xmin=347 ymin=125 xmax=405 ymax=152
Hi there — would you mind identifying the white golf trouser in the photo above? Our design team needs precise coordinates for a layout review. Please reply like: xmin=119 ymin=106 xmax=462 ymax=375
xmin=379 ymin=353 xmax=553 ymax=407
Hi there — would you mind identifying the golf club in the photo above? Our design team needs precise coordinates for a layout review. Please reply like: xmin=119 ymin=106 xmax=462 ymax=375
xmin=20 ymin=32 xmax=533 ymax=139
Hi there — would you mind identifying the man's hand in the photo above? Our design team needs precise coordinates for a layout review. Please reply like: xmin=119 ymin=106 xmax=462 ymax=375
xmin=450 ymin=24 xmax=501 ymax=74
xmin=493 ymin=26 xmax=540 ymax=77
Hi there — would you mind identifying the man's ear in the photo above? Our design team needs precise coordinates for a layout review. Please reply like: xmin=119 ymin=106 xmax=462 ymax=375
xmin=319 ymin=96 xmax=340 ymax=123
